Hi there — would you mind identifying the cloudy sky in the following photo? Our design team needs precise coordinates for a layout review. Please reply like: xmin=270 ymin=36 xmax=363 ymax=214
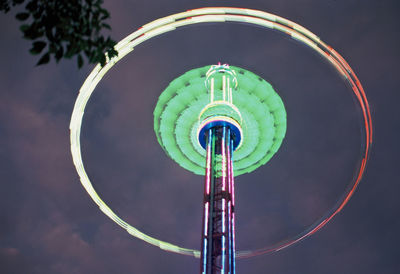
xmin=0 ymin=0 xmax=399 ymax=273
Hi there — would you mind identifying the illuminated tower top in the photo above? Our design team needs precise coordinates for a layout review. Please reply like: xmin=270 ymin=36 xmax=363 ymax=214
xmin=153 ymin=65 xmax=287 ymax=177
xmin=198 ymin=64 xmax=242 ymax=153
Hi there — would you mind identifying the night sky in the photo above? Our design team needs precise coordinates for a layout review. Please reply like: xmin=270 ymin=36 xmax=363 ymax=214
xmin=1 ymin=1 xmax=399 ymax=273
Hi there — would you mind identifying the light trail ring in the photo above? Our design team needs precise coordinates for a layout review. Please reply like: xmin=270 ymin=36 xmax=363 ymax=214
xmin=70 ymin=7 xmax=372 ymax=259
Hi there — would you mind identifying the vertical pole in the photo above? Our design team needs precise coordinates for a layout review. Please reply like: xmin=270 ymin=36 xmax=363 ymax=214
xmin=229 ymin=136 xmax=236 ymax=274
xmin=200 ymin=126 xmax=236 ymax=274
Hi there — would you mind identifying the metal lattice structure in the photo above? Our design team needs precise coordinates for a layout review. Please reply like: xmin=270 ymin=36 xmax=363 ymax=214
xmin=201 ymin=126 xmax=236 ymax=273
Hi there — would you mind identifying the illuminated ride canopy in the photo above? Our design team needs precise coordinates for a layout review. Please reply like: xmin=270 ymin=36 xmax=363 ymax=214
xmin=69 ymin=7 xmax=372 ymax=259
xmin=153 ymin=65 xmax=286 ymax=177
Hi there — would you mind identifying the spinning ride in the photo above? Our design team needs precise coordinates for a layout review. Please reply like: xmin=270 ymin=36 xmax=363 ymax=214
xmin=70 ymin=7 xmax=372 ymax=274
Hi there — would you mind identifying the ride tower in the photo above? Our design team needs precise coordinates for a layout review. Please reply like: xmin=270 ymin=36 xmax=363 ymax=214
xmin=152 ymin=63 xmax=287 ymax=274
xmin=198 ymin=65 xmax=241 ymax=274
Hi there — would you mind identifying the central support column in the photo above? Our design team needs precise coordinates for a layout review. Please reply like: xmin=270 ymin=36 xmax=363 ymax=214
xmin=201 ymin=126 xmax=236 ymax=274
xmin=199 ymin=64 xmax=240 ymax=274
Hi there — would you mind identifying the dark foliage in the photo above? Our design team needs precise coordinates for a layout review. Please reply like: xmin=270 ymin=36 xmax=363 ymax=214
xmin=0 ymin=0 xmax=118 ymax=68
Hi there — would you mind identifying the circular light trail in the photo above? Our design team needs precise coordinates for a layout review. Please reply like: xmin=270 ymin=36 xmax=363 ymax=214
xmin=70 ymin=7 xmax=372 ymax=259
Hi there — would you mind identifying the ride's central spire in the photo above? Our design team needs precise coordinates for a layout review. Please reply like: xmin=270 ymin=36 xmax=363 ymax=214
xmin=198 ymin=64 xmax=242 ymax=152
xmin=199 ymin=64 xmax=239 ymax=274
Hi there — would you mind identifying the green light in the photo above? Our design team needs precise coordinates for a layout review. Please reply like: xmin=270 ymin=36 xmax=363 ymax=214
xmin=154 ymin=65 xmax=287 ymax=176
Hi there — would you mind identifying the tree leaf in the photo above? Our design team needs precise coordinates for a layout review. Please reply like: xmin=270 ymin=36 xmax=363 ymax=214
xmin=36 ymin=52 xmax=50 ymax=66
xmin=19 ymin=24 xmax=29 ymax=32
xmin=0 ymin=2 xmax=11 ymax=13
xmin=29 ymin=41 xmax=46 ymax=55
xmin=22 ymin=24 xmax=43 ymax=40
xmin=15 ymin=12 xmax=29 ymax=21
xmin=100 ymin=10 xmax=110 ymax=20
xmin=99 ymin=53 xmax=106 ymax=66
xmin=55 ymin=47 xmax=64 ymax=62
xmin=77 ymin=54 xmax=83 ymax=68
xmin=101 ymin=23 xmax=110 ymax=30
xmin=26 ymin=1 xmax=38 ymax=12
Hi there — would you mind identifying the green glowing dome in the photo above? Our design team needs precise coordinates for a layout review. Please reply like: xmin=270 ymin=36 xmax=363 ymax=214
xmin=153 ymin=65 xmax=287 ymax=176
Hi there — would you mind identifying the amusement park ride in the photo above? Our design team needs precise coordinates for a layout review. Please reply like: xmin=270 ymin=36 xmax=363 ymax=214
xmin=153 ymin=63 xmax=286 ymax=272
xmin=70 ymin=7 xmax=372 ymax=274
